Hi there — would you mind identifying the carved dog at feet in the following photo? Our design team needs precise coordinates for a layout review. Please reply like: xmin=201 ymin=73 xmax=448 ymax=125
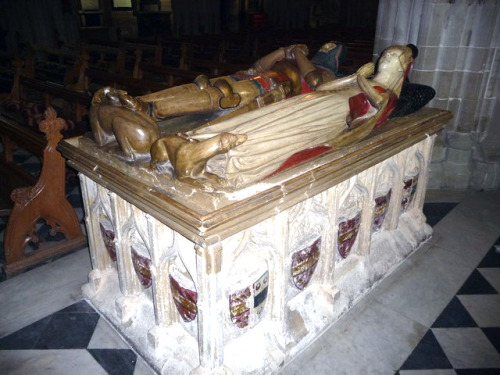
xmin=150 ymin=132 xmax=247 ymax=187
xmin=90 ymin=87 xmax=160 ymax=161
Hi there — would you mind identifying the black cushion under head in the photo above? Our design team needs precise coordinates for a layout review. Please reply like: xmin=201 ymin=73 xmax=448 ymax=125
xmin=390 ymin=82 xmax=436 ymax=118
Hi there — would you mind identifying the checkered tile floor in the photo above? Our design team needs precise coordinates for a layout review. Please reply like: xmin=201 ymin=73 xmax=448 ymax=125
xmin=0 ymin=146 xmax=151 ymax=374
xmin=396 ymin=237 xmax=500 ymax=374
xmin=0 ymin=301 xmax=139 ymax=375
xmin=1 ymin=146 xmax=499 ymax=374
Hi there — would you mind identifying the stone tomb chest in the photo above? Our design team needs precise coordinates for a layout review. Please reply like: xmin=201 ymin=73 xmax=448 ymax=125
xmin=60 ymin=107 xmax=451 ymax=374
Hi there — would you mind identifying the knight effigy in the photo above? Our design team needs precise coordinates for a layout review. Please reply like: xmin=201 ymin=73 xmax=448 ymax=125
xmin=89 ymin=42 xmax=434 ymax=190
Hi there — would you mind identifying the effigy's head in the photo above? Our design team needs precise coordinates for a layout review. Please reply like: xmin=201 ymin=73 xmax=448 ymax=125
xmin=378 ymin=44 xmax=417 ymax=77
xmin=310 ymin=41 xmax=346 ymax=75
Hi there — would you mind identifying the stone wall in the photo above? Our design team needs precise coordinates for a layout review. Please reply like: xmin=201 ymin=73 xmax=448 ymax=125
xmin=374 ymin=0 xmax=500 ymax=190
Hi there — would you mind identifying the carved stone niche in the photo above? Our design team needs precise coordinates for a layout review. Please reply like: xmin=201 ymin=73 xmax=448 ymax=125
xmin=61 ymin=108 xmax=451 ymax=374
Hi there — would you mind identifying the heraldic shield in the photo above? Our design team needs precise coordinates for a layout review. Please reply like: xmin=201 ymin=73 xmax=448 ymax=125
xmin=373 ymin=189 xmax=392 ymax=231
xmin=291 ymin=237 xmax=321 ymax=290
xmin=337 ymin=211 xmax=362 ymax=258
xmin=229 ymin=271 xmax=269 ymax=328
xmin=99 ymin=220 xmax=116 ymax=261
xmin=170 ymin=275 xmax=198 ymax=322
xmin=131 ymin=246 xmax=152 ymax=289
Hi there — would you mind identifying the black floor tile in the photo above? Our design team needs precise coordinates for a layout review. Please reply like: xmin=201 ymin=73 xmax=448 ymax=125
xmin=0 ymin=316 xmax=52 ymax=349
xmin=58 ymin=300 xmax=96 ymax=314
xmin=88 ymin=349 xmax=137 ymax=375
xmin=432 ymin=296 xmax=477 ymax=328
xmin=482 ymin=327 xmax=500 ymax=353
xmin=478 ymin=244 xmax=500 ymax=268
xmin=33 ymin=310 xmax=100 ymax=349
xmin=423 ymin=202 xmax=458 ymax=227
xmin=457 ymin=269 xmax=498 ymax=295
xmin=66 ymin=193 xmax=83 ymax=209
xmin=399 ymin=330 xmax=453 ymax=370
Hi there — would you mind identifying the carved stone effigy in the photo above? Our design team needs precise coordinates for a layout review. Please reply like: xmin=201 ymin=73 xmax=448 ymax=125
xmin=60 ymin=106 xmax=451 ymax=375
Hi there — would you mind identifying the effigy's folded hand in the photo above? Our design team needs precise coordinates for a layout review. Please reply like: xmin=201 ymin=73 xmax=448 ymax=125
xmin=283 ymin=44 xmax=309 ymax=59
xmin=357 ymin=62 xmax=375 ymax=78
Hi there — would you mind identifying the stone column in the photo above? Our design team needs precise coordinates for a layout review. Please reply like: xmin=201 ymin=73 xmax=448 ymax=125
xmin=374 ymin=0 xmax=500 ymax=190
xmin=191 ymin=243 xmax=232 ymax=375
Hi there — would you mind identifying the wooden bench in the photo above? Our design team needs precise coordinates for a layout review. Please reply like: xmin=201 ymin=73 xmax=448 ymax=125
xmin=1 ymin=107 xmax=87 ymax=277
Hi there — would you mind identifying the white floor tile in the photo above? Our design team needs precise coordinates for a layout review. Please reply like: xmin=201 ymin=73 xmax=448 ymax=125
xmin=433 ymin=327 xmax=500 ymax=369
xmin=0 ymin=349 xmax=108 ymax=375
xmin=369 ymin=242 xmax=473 ymax=327
xmin=479 ymin=267 xmax=500 ymax=293
xmin=133 ymin=356 xmax=156 ymax=375
xmin=457 ymin=294 xmax=500 ymax=327
xmin=87 ymin=318 xmax=130 ymax=350
xmin=0 ymin=248 xmax=92 ymax=337
xmin=427 ymin=191 xmax=500 ymax=263
xmin=280 ymin=300 xmax=428 ymax=375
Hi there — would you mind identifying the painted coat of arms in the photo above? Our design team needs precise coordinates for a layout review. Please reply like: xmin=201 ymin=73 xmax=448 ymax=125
xmin=401 ymin=175 xmax=419 ymax=212
xmin=229 ymin=271 xmax=269 ymax=328
xmin=131 ymin=247 xmax=152 ymax=288
xmin=99 ymin=221 xmax=116 ymax=261
xmin=337 ymin=211 xmax=362 ymax=258
xmin=170 ymin=275 xmax=198 ymax=322
xmin=373 ymin=189 xmax=392 ymax=231
xmin=291 ymin=237 xmax=321 ymax=290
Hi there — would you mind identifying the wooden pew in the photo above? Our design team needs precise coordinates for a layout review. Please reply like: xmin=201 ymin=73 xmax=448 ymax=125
xmin=25 ymin=44 xmax=80 ymax=85
xmin=1 ymin=107 xmax=87 ymax=277
xmin=86 ymin=67 xmax=170 ymax=95
xmin=1 ymin=54 xmax=92 ymax=213
xmin=6 ymin=55 xmax=92 ymax=128
xmin=136 ymin=62 xmax=202 ymax=87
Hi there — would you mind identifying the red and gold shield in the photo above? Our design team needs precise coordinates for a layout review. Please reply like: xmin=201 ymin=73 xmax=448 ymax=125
xmin=373 ymin=189 xmax=392 ymax=231
xmin=131 ymin=247 xmax=152 ymax=289
xmin=99 ymin=221 xmax=116 ymax=261
xmin=337 ymin=212 xmax=362 ymax=258
xmin=291 ymin=238 xmax=321 ymax=290
xmin=170 ymin=275 xmax=198 ymax=322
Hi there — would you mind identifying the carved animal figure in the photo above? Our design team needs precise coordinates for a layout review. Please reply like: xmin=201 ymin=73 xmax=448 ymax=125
xmin=90 ymin=87 xmax=160 ymax=161
xmin=150 ymin=132 xmax=247 ymax=187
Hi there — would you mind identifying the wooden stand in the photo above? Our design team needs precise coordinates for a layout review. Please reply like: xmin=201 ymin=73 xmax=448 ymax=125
xmin=2 ymin=107 xmax=87 ymax=277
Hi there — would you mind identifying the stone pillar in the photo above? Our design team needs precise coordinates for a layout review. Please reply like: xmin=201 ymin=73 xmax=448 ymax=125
xmin=374 ymin=0 xmax=500 ymax=190
xmin=191 ymin=243 xmax=232 ymax=375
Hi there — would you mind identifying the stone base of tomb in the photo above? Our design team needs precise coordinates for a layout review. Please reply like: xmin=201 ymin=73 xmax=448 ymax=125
xmin=60 ymin=108 xmax=452 ymax=374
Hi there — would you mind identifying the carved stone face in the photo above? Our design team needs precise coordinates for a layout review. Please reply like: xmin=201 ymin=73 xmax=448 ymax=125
xmin=378 ymin=46 xmax=412 ymax=74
